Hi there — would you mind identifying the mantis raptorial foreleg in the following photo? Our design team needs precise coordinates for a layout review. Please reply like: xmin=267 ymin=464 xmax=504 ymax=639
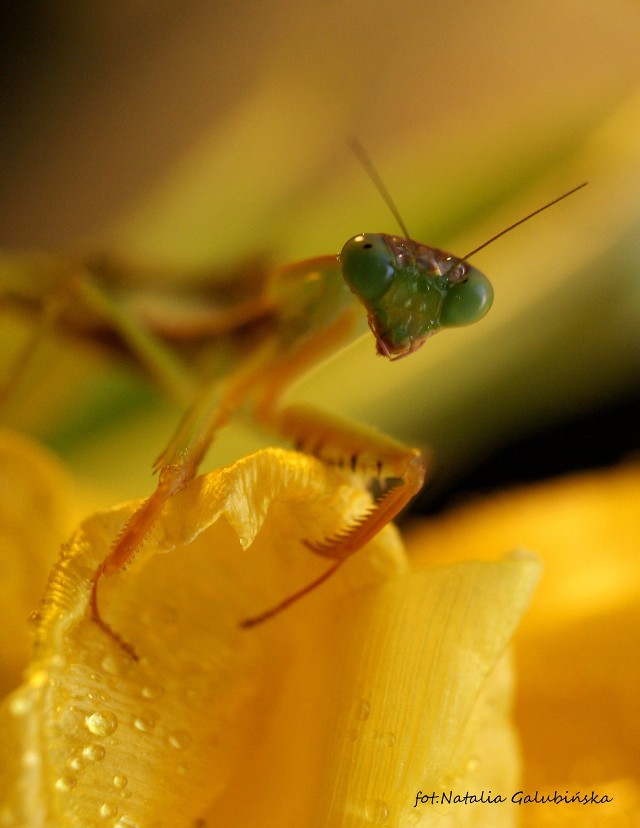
xmin=91 ymin=294 xmax=426 ymax=648
xmin=90 ymin=249 xmax=429 ymax=650
xmin=275 ymin=405 xmax=426 ymax=556
xmin=89 ymin=299 xmax=364 ymax=638
xmin=237 ymin=403 xmax=426 ymax=628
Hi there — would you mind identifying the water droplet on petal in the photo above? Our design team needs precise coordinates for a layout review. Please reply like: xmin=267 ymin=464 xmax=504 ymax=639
xmin=100 ymin=655 xmax=120 ymax=675
xmin=59 ymin=705 xmax=84 ymax=729
xmin=133 ymin=714 xmax=156 ymax=733
xmin=66 ymin=754 xmax=86 ymax=773
xmin=354 ymin=698 xmax=371 ymax=721
xmin=83 ymin=743 xmax=106 ymax=762
xmin=365 ymin=799 xmax=389 ymax=824
xmin=55 ymin=775 xmax=77 ymax=792
xmin=167 ymin=729 xmax=191 ymax=750
xmin=85 ymin=710 xmax=118 ymax=737
xmin=140 ymin=681 xmax=164 ymax=700
xmin=114 ymin=816 xmax=140 ymax=828
xmin=99 ymin=802 xmax=118 ymax=819
xmin=382 ymin=731 xmax=396 ymax=747
xmin=113 ymin=775 xmax=128 ymax=789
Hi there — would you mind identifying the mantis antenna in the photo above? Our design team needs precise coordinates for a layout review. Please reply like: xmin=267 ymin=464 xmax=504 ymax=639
xmin=348 ymin=138 xmax=412 ymax=238
xmin=460 ymin=181 xmax=588 ymax=261
xmin=348 ymin=138 xmax=587 ymax=261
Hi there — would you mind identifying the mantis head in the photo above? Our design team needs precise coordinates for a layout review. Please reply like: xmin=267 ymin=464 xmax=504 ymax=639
xmin=340 ymin=232 xmax=493 ymax=359
xmin=340 ymin=141 xmax=584 ymax=361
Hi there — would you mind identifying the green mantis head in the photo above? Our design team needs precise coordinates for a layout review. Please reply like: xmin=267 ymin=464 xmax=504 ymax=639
xmin=340 ymin=233 xmax=493 ymax=359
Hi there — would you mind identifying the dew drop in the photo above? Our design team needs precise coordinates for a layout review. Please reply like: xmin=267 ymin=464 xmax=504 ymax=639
xmin=438 ymin=773 xmax=458 ymax=789
xmin=66 ymin=754 xmax=86 ymax=773
xmin=49 ymin=655 xmax=65 ymax=673
xmin=85 ymin=710 xmax=118 ymax=737
xmin=114 ymin=816 xmax=140 ymax=828
xmin=354 ymin=698 xmax=371 ymax=722
xmin=54 ymin=775 xmax=77 ymax=792
xmin=133 ymin=714 xmax=156 ymax=733
xmin=466 ymin=754 xmax=480 ymax=773
xmin=382 ymin=731 xmax=396 ymax=748
xmin=83 ymin=743 xmax=106 ymax=762
xmin=365 ymin=799 xmax=389 ymax=824
xmin=99 ymin=802 xmax=118 ymax=819
xmin=100 ymin=654 xmax=120 ymax=675
xmin=59 ymin=705 xmax=84 ymax=729
xmin=167 ymin=729 xmax=192 ymax=750
xmin=140 ymin=681 xmax=164 ymax=700
xmin=113 ymin=774 xmax=128 ymax=789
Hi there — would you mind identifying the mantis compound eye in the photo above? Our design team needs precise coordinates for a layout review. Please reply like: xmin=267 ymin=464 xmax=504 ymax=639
xmin=340 ymin=234 xmax=395 ymax=302
xmin=439 ymin=268 xmax=494 ymax=327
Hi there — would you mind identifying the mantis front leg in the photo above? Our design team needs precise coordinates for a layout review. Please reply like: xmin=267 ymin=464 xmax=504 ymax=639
xmin=240 ymin=403 xmax=426 ymax=627
xmin=91 ymin=263 xmax=426 ymax=653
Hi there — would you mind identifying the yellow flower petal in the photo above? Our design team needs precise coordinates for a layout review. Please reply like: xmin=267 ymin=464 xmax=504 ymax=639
xmin=315 ymin=554 xmax=541 ymax=827
xmin=0 ymin=448 xmax=540 ymax=826
xmin=406 ymin=463 xmax=640 ymax=824
xmin=0 ymin=430 xmax=73 ymax=695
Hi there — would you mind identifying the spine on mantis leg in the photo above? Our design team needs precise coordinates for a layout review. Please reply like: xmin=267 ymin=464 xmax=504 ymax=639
xmin=238 ymin=404 xmax=426 ymax=628
xmin=274 ymin=404 xmax=427 ymax=560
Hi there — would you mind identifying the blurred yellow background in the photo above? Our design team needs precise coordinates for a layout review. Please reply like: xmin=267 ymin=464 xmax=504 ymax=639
xmin=1 ymin=0 xmax=639 ymax=502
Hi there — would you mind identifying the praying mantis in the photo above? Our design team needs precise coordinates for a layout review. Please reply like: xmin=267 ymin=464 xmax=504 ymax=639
xmin=0 ymin=156 xmax=586 ymax=657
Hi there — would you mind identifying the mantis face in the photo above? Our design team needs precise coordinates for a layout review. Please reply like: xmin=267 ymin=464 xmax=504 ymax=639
xmin=340 ymin=233 xmax=493 ymax=359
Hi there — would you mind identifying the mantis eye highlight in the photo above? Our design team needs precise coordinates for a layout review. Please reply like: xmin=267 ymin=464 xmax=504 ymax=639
xmin=340 ymin=234 xmax=395 ymax=301
xmin=440 ymin=269 xmax=494 ymax=327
